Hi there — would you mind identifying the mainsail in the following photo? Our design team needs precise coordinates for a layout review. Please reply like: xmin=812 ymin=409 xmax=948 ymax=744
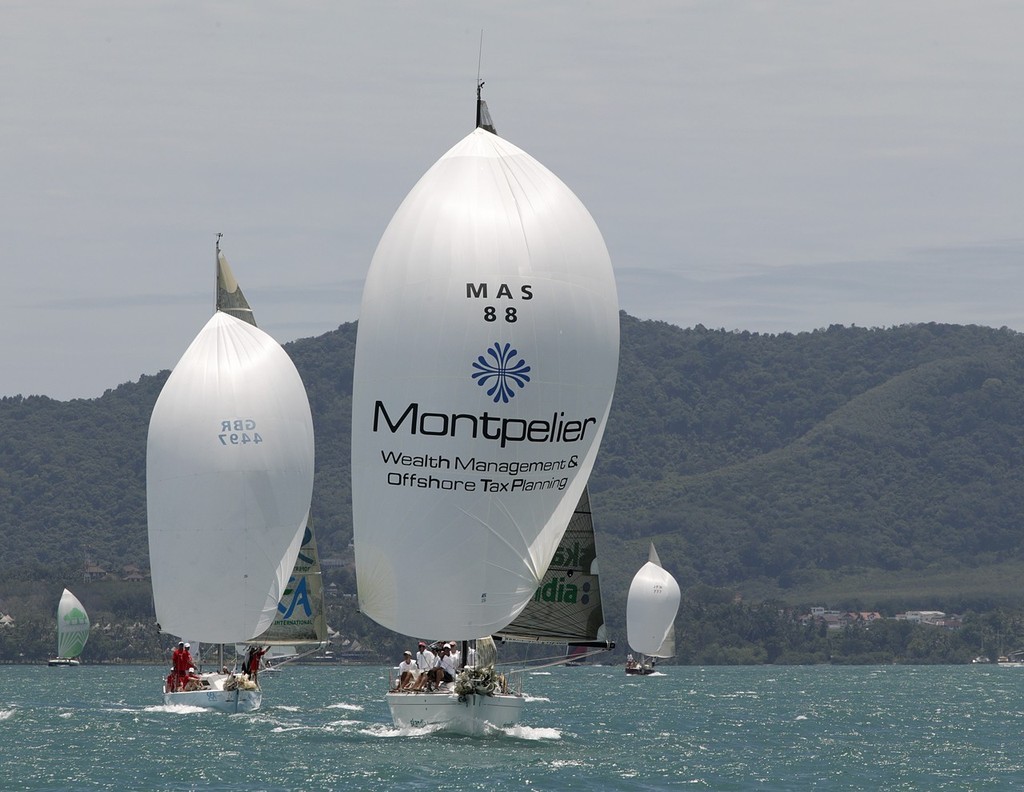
xmin=56 ymin=588 xmax=90 ymax=660
xmin=147 ymin=243 xmax=315 ymax=645
xmin=247 ymin=520 xmax=327 ymax=651
xmin=351 ymin=103 xmax=620 ymax=642
xmin=494 ymin=487 xmax=612 ymax=647
xmin=626 ymin=543 xmax=681 ymax=659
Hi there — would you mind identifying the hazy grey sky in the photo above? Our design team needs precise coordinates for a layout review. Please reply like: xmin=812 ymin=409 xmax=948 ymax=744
xmin=3 ymin=1 xmax=1023 ymax=399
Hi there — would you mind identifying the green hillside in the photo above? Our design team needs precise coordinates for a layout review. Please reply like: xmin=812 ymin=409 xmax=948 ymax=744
xmin=3 ymin=315 xmax=1024 ymax=662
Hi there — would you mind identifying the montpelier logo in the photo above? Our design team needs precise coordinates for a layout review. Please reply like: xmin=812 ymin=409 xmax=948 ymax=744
xmin=472 ymin=342 xmax=531 ymax=403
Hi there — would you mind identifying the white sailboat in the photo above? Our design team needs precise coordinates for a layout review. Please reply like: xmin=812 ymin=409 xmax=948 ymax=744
xmin=625 ymin=543 xmax=680 ymax=675
xmin=351 ymin=86 xmax=619 ymax=734
xmin=48 ymin=588 xmax=89 ymax=667
xmin=146 ymin=238 xmax=315 ymax=712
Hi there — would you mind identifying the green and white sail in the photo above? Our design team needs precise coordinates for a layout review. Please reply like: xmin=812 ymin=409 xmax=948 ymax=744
xmin=56 ymin=588 xmax=90 ymax=660
xmin=247 ymin=520 xmax=328 ymax=653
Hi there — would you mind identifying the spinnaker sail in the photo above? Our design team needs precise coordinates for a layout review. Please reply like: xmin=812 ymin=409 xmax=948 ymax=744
xmin=351 ymin=114 xmax=620 ymax=642
xmin=55 ymin=588 xmax=90 ymax=661
xmin=626 ymin=543 xmax=681 ymax=659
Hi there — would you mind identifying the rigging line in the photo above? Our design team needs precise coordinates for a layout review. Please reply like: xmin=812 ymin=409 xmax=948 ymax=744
xmin=477 ymin=29 xmax=484 ymax=85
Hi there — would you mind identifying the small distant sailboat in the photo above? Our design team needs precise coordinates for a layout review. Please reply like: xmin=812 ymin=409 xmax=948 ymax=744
xmin=48 ymin=588 xmax=89 ymax=667
xmin=625 ymin=543 xmax=680 ymax=676
xmin=351 ymin=84 xmax=619 ymax=734
xmin=146 ymin=237 xmax=315 ymax=712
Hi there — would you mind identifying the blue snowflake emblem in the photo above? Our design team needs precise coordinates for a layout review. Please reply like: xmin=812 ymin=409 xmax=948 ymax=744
xmin=471 ymin=342 xmax=532 ymax=403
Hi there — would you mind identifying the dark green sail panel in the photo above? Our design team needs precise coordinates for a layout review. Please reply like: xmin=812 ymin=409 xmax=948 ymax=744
xmin=495 ymin=487 xmax=611 ymax=646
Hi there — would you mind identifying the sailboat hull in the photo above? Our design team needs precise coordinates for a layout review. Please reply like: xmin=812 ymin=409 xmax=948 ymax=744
xmin=386 ymin=691 xmax=524 ymax=735
xmin=162 ymin=672 xmax=262 ymax=712
xmin=47 ymin=658 xmax=81 ymax=667
xmin=163 ymin=688 xmax=262 ymax=713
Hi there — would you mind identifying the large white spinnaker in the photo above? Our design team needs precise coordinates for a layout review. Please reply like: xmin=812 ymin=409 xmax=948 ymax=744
xmin=626 ymin=543 xmax=681 ymax=658
xmin=147 ymin=311 xmax=315 ymax=644
xmin=352 ymin=127 xmax=619 ymax=640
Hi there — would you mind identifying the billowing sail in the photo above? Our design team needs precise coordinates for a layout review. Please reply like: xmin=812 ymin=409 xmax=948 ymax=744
xmin=351 ymin=126 xmax=619 ymax=640
xmin=248 ymin=519 xmax=327 ymax=647
xmin=56 ymin=588 xmax=90 ymax=660
xmin=495 ymin=487 xmax=612 ymax=646
xmin=147 ymin=311 xmax=315 ymax=644
xmin=626 ymin=543 xmax=681 ymax=658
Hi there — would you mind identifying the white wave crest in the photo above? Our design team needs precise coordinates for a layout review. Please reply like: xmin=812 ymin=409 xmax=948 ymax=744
xmin=358 ymin=721 xmax=446 ymax=738
xmin=143 ymin=703 xmax=210 ymax=714
xmin=500 ymin=723 xmax=562 ymax=741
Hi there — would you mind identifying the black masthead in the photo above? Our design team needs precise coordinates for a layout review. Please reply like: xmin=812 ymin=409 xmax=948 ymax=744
xmin=476 ymin=79 xmax=497 ymax=135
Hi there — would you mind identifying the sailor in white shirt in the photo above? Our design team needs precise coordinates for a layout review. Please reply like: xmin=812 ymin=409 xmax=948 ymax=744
xmin=412 ymin=641 xmax=437 ymax=690
xmin=434 ymin=644 xmax=458 ymax=688
xmin=394 ymin=650 xmax=418 ymax=691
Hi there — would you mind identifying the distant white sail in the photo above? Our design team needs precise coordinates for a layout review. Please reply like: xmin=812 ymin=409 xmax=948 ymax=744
xmin=626 ymin=543 xmax=681 ymax=658
xmin=56 ymin=588 xmax=90 ymax=660
xmin=147 ymin=311 xmax=315 ymax=644
xmin=351 ymin=127 xmax=619 ymax=640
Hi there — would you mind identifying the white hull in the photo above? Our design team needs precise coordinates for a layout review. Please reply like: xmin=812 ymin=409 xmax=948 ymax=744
xmin=163 ymin=673 xmax=261 ymax=713
xmin=386 ymin=690 xmax=524 ymax=735
xmin=48 ymin=658 xmax=81 ymax=667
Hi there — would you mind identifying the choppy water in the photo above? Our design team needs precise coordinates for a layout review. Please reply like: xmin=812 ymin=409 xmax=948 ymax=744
xmin=2 ymin=663 xmax=1023 ymax=790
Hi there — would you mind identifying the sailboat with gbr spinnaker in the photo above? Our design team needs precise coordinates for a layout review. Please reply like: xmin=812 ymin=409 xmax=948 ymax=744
xmin=350 ymin=85 xmax=619 ymax=734
xmin=146 ymin=238 xmax=315 ymax=712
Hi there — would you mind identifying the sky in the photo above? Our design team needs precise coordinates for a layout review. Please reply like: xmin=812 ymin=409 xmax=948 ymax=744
xmin=3 ymin=1 xmax=1023 ymax=400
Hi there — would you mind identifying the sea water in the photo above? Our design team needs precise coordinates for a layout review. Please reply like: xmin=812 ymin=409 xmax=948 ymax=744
xmin=2 ymin=663 xmax=1022 ymax=790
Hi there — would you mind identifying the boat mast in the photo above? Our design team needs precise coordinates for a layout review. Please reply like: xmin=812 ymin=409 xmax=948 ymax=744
xmin=475 ymin=32 xmax=497 ymax=135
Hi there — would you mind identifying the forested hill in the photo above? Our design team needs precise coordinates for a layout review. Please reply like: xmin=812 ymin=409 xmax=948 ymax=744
xmin=3 ymin=315 xmax=1024 ymax=613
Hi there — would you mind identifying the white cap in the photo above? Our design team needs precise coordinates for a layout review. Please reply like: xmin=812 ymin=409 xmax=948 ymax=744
xmin=184 ymin=643 xmax=190 ymax=648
